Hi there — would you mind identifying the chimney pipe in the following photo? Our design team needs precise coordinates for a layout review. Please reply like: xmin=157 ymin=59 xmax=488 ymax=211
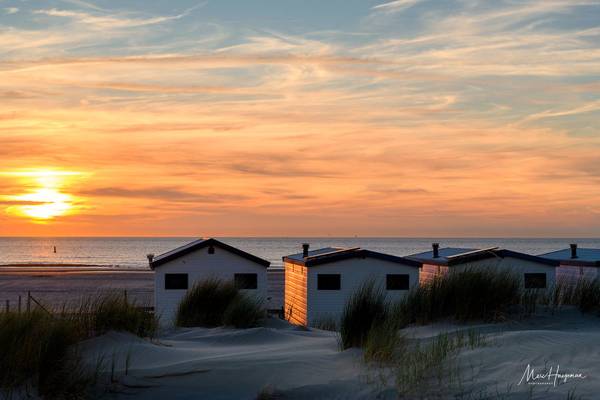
xmin=302 ymin=243 xmax=310 ymax=258
xmin=432 ymin=243 xmax=440 ymax=258
xmin=570 ymin=243 xmax=578 ymax=259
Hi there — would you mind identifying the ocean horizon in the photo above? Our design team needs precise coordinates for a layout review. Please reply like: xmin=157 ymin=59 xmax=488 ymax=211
xmin=1 ymin=237 xmax=598 ymax=269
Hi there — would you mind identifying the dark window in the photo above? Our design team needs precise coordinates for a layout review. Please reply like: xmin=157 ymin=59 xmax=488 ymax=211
xmin=318 ymin=274 xmax=341 ymax=290
xmin=524 ymin=273 xmax=547 ymax=289
xmin=234 ymin=273 xmax=258 ymax=289
xmin=386 ymin=274 xmax=410 ymax=290
xmin=165 ymin=273 xmax=188 ymax=290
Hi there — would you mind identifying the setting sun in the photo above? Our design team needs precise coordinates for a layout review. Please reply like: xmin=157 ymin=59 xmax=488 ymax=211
xmin=1 ymin=170 xmax=85 ymax=222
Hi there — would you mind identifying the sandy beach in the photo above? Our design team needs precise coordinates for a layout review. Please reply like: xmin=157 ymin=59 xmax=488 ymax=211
xmin=78 ymin=308 xmax=600 ymax=400
xmin=0 ymin=266 xmax=154 ymax=310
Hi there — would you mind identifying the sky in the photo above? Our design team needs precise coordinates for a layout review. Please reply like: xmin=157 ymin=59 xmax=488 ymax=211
xmin=0 ymin=0 xmax=600 ymax=237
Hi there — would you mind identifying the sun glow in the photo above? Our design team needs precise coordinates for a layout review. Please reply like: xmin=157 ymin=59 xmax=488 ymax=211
xmin=2 ymin=170 xmax=85 ymax=222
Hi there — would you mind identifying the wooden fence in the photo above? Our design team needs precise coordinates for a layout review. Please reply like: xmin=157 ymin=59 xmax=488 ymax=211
xmin=0 ymin=290 xmax=153 ymax=314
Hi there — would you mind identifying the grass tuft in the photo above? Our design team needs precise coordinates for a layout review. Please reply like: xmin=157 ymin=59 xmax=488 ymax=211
xmin=395 ymin=268 xmax=522 ymax=325
xmin=223 ymin=293 xmax=265 ymax=329
xmin=176 ymin=279 xmax=239 ymax=327
xmin=176 ymin=278 xmax=265 ymax=328
xmin=0 ymin=311 xmax=95 ymax=399
xmin=0 ymin=292 xmax=156 ymax=398
xmin=395 ymin=329 xmax=488 ymax=397
xmin=339 ymin=280 xmax=388 ymax=350
xmin=552 ymin=277 xmax=600 ymax=313
xmin=76 ymin=292 xmax=158 ymax=338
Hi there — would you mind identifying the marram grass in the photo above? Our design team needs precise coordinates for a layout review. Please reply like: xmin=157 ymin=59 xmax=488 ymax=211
xmin=176 ymin=278 xmax=265 ymax=328
xmin=0 ymin=292 xmax=157 ymax=399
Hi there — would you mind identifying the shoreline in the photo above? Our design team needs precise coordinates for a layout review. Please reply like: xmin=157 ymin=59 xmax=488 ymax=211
xmin=0 ymin=265 xmax=152 ymax=276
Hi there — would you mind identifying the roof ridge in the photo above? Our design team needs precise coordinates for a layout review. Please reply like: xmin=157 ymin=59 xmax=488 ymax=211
xmin=305 ymin=247 xmax=360 ymax=260
xmin=153 ymin=238 xmax=206 ymax=261
xmin=445 ymin=247 xmax=499 ymax=259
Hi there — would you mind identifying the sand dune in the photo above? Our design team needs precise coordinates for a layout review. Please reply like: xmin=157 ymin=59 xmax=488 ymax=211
xmin=80 ymin=309 xmax=600 ymax=399
xmin=81 ymin=319 xmax=378 ymax=400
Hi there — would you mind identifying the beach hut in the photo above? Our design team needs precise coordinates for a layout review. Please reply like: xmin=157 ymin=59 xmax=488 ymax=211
xmin=539 ymin=244 xmax=600 ymax=283
xmin=282 ymin=244 xmax=421 ymax=327
xmin=149 ymin=238 xmax=270 ymax=326
xmin=407 ymin=243 xmax=559 ymax=289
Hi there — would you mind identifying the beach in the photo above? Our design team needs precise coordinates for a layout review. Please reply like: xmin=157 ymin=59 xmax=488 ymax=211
xmin=0 ymin=266 xmax=154 ymax=311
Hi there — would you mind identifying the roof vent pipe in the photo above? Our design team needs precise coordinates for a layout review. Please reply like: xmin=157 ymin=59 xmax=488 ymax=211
xmin=432 ymin=243 xmax=440 ymax=258
xmin=570 ymin=243 xmax=578 ymax=259
xmin=302 ymin=243 xmax=310 ymax=258
xmin=146 ymin=253 xmax=154 ymax=264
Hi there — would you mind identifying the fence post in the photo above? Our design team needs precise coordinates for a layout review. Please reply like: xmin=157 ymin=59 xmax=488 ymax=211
xmin=124 ymin=289 xmax=128 ymax=304
xmin=18 ymin=296 xmax=22 ymax=313
xmin=27 ymin=291 xmax=31 ymax=312
xmin=5 ymin=300 xmax=9 ymax=313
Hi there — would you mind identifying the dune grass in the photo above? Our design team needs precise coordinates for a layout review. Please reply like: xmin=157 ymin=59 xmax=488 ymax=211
xmin=0 ymin=292 xmax=156 ymax=399
xmin=552 ymin=277 xmax=600 ymax=314
xmin=363 ymin=317 xmax=404 ymax=364
xmin=0 ymin=311 xmax=95 ymax=399
xmin=394 ymin=329 xmax=488 ymax=397
xmin=176 ymin=279 xmax=239 ymax=327
xmin=339 ymin=280 xmax=389 ymax=350
xmin=75 ymin=292 xmax=158 ymax=338
xmin=223 ymin=293 xmax=265 ymax=329
xmin=176 ymin=278 xmax=265 ymax=328
xmin=394 ymin=268 xmax=523 ymax=326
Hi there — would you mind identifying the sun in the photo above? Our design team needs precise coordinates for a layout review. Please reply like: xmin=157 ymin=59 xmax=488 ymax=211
xmin=2 ymin=169 xmax=85 ymax=222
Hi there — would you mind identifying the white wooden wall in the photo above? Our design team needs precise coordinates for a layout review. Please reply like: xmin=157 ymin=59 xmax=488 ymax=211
xmin=154 ymin=247 xmax=268 ymax=326
xmin=305 ymin=258 xmax=420 ymax=326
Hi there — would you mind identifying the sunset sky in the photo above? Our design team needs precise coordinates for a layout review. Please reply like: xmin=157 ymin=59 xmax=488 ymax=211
xmin=1 ymin=0 xmax=600 ymax=237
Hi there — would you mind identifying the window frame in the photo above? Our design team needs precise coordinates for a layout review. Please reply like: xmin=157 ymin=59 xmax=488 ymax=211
xmin=523 ymin=273 xmax=547 ymax=289
xmin=317 ymin=274 xmax=341 ymax=290
xmin=234 ymin=273 xmax=258 ymax=290
xmin=164 ymin=273 xmax=189 ymax=290
xmin=386 ymin=274 xmax=410 ymax=291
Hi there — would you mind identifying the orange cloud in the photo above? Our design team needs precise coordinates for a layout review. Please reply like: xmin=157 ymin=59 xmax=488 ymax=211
xmin=1 ymin=1 xmax=599 ymax=236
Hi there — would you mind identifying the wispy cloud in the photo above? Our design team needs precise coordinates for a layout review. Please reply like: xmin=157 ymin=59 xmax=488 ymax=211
xmin=1 ymin=0 xmax=600 ymax=235
xmin=78 ymin=187 xmax=248 ymax=203
xmin=4 ymin=7 xmax=19 ymax=15
xmin=372 ymin=0 xmax=422 ymax=14
xmin=522 ymin=100 xmax=600 ymax=122
xmin=33 ymin=7 xmax=197 ymax=29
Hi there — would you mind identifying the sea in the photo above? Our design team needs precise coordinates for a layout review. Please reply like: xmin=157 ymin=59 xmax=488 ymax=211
xmin=1 ymin=237 xmax=599 ymax=269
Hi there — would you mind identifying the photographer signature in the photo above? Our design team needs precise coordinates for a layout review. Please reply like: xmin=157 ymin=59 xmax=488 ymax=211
xmin=518 ymin=364 xmax=586 ymax=387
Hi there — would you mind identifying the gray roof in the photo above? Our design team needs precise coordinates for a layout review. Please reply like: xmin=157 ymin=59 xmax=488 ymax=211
xmin=285 ymin=247 xmax=347 ymax=262
xmin=539 ymin=248 xmax=600 ymax=266
xmin=150 ymin=238 xmax=270 ymax=269
xmin=407 ymin=247 xmax=558 ymax=267
xmin=152 ymin=238 xmax=205 ymax=264
xmin=283 ymin=247 xmax=422 ymax=268
xmin=407 ymin=248 xmax=478 ymax=263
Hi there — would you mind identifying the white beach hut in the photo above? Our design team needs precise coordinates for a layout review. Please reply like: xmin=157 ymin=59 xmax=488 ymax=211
xmin=149 ymin=238 xmax=270 ymax=326
xmin=539 ymin=244 xmax=600 ymax=283
xmin=407 ymin=243 xmax=559 ymax=289
xmin=282 ymin=244 xmax=422 ymax=327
